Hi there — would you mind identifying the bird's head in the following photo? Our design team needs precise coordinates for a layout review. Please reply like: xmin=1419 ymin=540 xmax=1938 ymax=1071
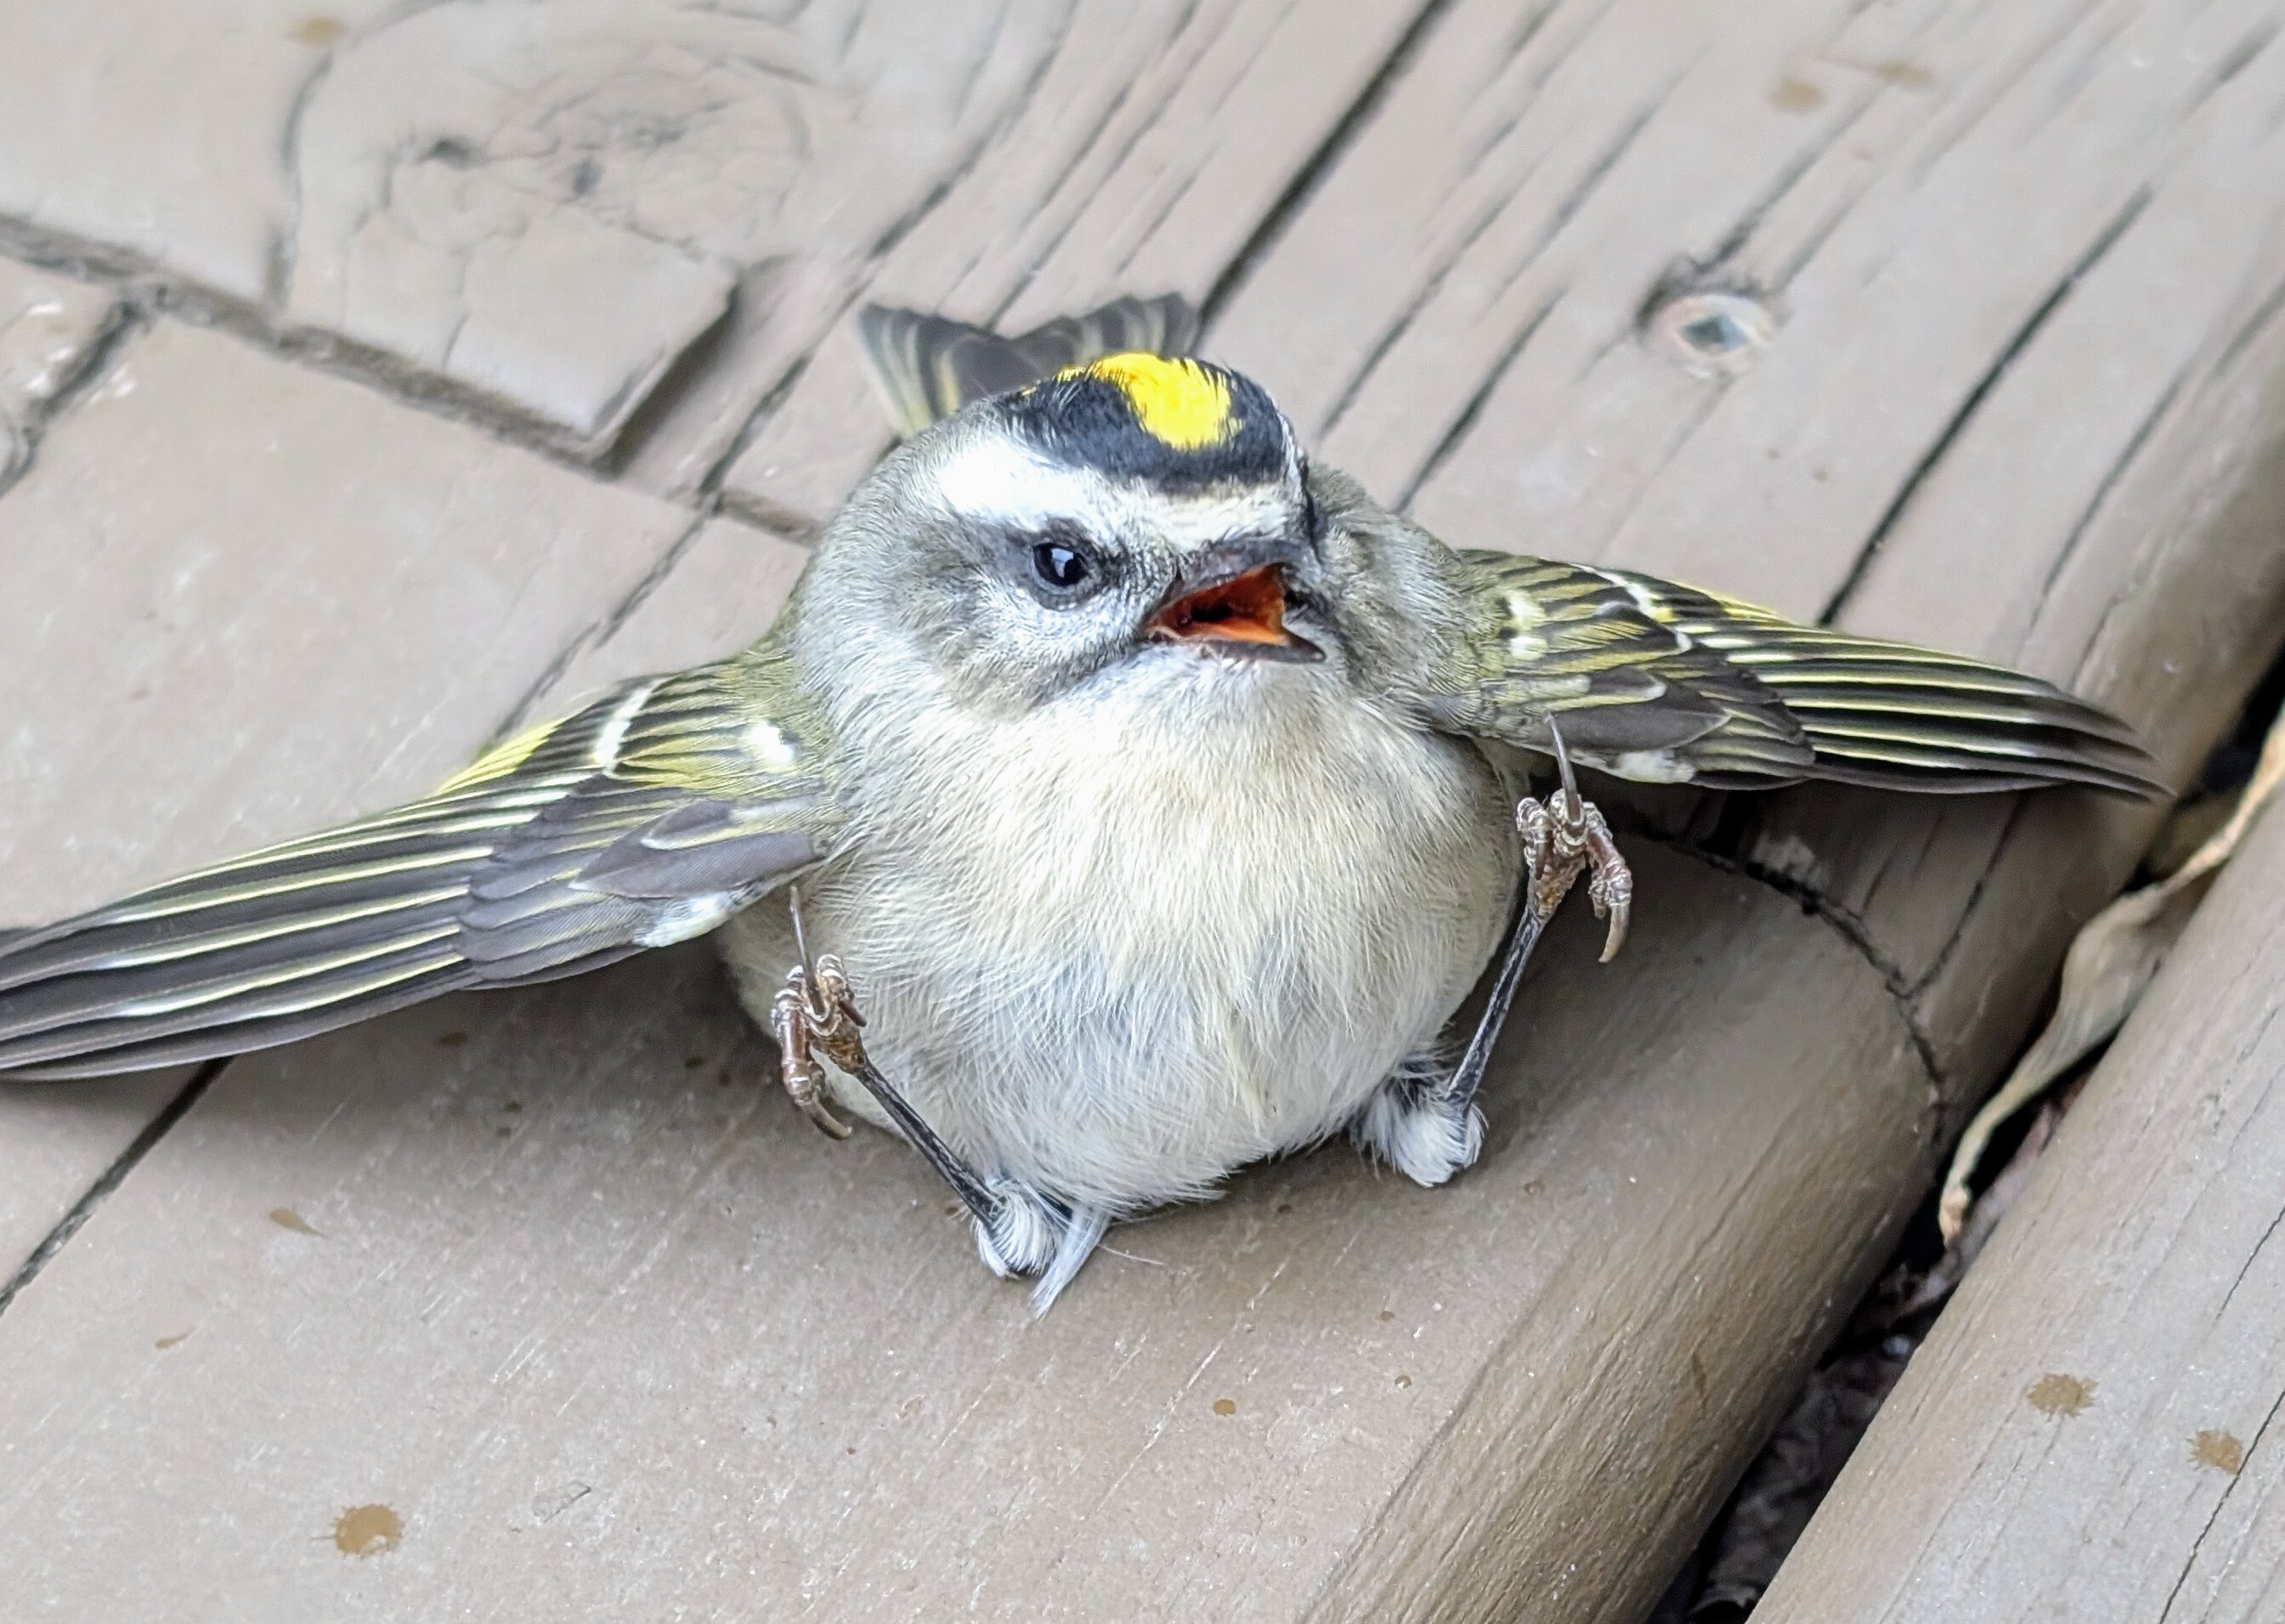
xmin=808 ymin=353 xmax=1341 ymax=711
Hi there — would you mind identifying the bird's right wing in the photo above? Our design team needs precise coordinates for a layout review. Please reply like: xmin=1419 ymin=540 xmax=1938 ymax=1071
xmin=0 ymin=642 xmax=842 ymax=1078
xmin=857 ymin=295 xmax=1199 ymax=436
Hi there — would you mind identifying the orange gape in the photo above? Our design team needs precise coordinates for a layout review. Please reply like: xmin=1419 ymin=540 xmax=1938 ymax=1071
xmin=1147 ymin=565 xmax=1295 ymax=647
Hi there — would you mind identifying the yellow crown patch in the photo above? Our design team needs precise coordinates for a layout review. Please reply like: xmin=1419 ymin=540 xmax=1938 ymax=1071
xmin=1060 ymin=354 xmax=1236 ymax=450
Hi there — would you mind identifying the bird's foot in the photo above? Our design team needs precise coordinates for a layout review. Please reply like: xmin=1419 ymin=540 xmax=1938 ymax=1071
xmin=1436 ymin=721 xmax=1632 ymax=1119
xmin=769 ymin=953 xmax=862 ymax=1137
xmin=974 ymin=1184 xmax=1111 ymax=1315
xmin=1354 ymin=1067 xmax=1485 ymax=1187
xmin=768 ymin=936 xmax=1107 ymax=1310
xmin=1518 ymin=735 xmax=1632 ymax=962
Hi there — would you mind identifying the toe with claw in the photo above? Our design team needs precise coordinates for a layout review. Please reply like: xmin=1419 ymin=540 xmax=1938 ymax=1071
xmin=1518 ymin=723 xmax=1632 ymax=962
xmin=770 ymin=953 xmax=860 ymax=1139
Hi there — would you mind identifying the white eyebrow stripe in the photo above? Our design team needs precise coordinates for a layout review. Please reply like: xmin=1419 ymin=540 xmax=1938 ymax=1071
xmin=933 ymin=437 xmax=1302 ymax=540
xmin=935 ymin=439 xmax=1110 ymax=529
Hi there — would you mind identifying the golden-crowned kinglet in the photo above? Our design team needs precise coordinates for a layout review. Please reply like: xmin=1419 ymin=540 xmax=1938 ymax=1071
xmin=0 ymin=299 xmax=2160 ymax=1309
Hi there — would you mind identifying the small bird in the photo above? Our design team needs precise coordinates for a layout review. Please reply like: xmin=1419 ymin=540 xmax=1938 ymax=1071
xmin=0 ymin=299 xmax=2161 ymax=1308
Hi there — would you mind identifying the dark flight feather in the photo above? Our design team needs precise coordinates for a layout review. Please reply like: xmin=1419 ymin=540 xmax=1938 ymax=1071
xmin=1439 ymin=552 xmax=2165 ymax=798
xmin=0 ymin=645 xmax=840 ymax=1078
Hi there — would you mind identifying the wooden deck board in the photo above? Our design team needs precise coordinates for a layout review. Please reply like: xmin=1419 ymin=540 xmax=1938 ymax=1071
xmin=705 ymin=0 xmax=1434 ymax=515
xmin=0 ymin=852 xmax=1924 ymax=1621
xmin=0 ymin=1070 xmax=185 ymax=1282
xmin=1756 ymin=754 xmax=2285 ymax=1622
xmin=3 ymin=2 xmax=2285 ymax=1618
xmin=0 ymin=320 xmax=698 ymax=1286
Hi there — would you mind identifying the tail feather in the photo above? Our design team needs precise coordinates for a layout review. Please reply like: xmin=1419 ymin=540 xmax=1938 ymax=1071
xmin=857 ymin=295 xmax=1199 ymax=435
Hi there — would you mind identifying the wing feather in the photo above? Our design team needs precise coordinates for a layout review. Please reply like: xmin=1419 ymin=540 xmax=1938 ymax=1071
xmin=1437 ymin=552 xmax=2164 ymax=796
xmin=0 ymin=642 xmax=840 ymax=1078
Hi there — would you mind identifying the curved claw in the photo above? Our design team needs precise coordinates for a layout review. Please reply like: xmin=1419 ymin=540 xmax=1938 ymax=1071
xmin=1518 ymin=719 xmax=1634 ymax=962
xmin=1597 ymin=898 xmax=1630 ymax=964
xmin=1583 ymin=811 xmax=1632 ymax=964
xmin=795 ymin=1087 xmax=853 ymax=1140
xmin=771 ymin=971 xmax=853 ymax=1140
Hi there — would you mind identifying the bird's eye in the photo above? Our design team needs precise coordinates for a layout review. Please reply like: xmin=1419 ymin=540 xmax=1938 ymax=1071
xmin=1030 ymin=540 xmax=1092 ymax=595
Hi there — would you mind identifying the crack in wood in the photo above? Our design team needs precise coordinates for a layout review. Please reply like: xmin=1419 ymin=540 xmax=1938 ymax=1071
xmin=1093 ymin=3 xmax=1275 ymax=280
xmin=2203 ymin=13 xmax=2282 ymax=108
xmin=1904 ymin=0 xmax=2107 ymax=191
xmin=267 ymin=7 xmax=350 ymax=318
xmin=1390 ymin=80 xmax=1671 ymax=457
xmin=2220 ymin=1185 xmax=2285 ymax=1320
xmin=2158 ymin=1378 xmax=2285 ymax=1621
xmin=490 ymin=506 xmax=721 ymax=743
xmin=0 ymin=1061 xmax=223 ymax=1324
xmin=1686 ymin=840 xmax=1947 ymax=1089
xmin=2025 ymin=357 xmax=2192 ymax=648
xmin=993 ymin=5 xmax=1181 ymax=318
xmin=672 ymin=0 xmax=1091 ymax=502
xmin=1818 ymin=184 xmax=2153 ymax=629
xmin=0 ymin=294 xmax=143 ymax=505
xmin=1903 ymin=796 xmax=2031 ymax=1004
xmin=1318 ymin=196 xmax=1507 ymax=439
xmin=697 ymin=344 xmax=820 ymax=518
xmin=1397 ymin=290 xmax=1559 ymax=510
xmin=1198 ymin=0 xmax=1466 ymax=327
xmin=0 ymin=204 xmax=721 ymax=479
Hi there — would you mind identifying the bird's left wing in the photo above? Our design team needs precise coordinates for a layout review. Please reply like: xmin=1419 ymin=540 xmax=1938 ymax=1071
xmin=1427 ymin=551 xmax=2163 ymax=796
xmin=0 ymin=642 xmax=841 ymax=1078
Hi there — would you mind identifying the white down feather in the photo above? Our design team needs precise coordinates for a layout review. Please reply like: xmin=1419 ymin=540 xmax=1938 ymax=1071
xmin=720 ymin=643 xmax=1516 ymax=1214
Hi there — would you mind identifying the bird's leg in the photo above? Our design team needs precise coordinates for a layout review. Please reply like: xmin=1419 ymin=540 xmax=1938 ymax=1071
xmin=1435 ymin=722 xmax=1632 ymax=1118
xmin=1518 ymin=724 xmax=1632 ymax=965
xmin=768 ymin=890 xmax=1066 ymax=1282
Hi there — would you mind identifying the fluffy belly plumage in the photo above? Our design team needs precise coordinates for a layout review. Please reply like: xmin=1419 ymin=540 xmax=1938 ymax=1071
xmin=721 ymin=656 xmax=1518 ymax=1214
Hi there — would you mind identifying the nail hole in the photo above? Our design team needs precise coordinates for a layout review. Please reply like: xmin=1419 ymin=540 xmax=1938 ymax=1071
xmin=1648 ymin=290 xmax=1777 ymax=378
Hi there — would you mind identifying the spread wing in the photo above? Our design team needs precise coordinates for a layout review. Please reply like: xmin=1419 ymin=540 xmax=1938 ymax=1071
xmin=0 ymin=642 xmax=841 ymax=1078
xmin=857 ymin=295 xmax=1198 ymax=436
xmin=1430 ymin=552 xmax=2164 ymax=797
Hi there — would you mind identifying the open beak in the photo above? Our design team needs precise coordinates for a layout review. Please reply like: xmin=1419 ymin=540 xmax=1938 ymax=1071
xmin=1145 ymin=561 xmax=1322 ymax=662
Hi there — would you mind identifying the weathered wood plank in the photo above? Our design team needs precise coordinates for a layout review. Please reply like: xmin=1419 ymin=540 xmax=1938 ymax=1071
xmin=0 ymin=318 xmax=695 ymax=925
xmin=710 ymin=0 xmax=1434 ymax=516
xmin=0 ymin=1070 xmax=186 ymax=1282
xmin=0 ymin=2 xmax=1426 ymax=469
xmin=1753 ymin=779 xmax=2285 ymax=1622
xmin=0 ymin=312 xmax=697 ymax=1284
xmin=3 ymin=3 xmax=2285 ymax=1620
xmin=0 ymin=849 xmax=1925 ymax=1621
xmin=667 ymin=0 xmax=2285 ymax=1612
xmin=529 ymin=517 xmax=809 ymax=721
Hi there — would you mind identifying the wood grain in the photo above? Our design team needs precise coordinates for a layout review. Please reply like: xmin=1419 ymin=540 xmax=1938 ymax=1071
xmin=710 ymin=0 xmax=1436 ymax=515
xmin=3 ymin=3 xmax=2285 ymax=1619
xmin=0 ymin=849 xmax=1925 ymax=1621
xmin=1754 ymin=779 xmax=2285 ymax=1622
xmin=0 ymin=318 xmax=699 ymax=1313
